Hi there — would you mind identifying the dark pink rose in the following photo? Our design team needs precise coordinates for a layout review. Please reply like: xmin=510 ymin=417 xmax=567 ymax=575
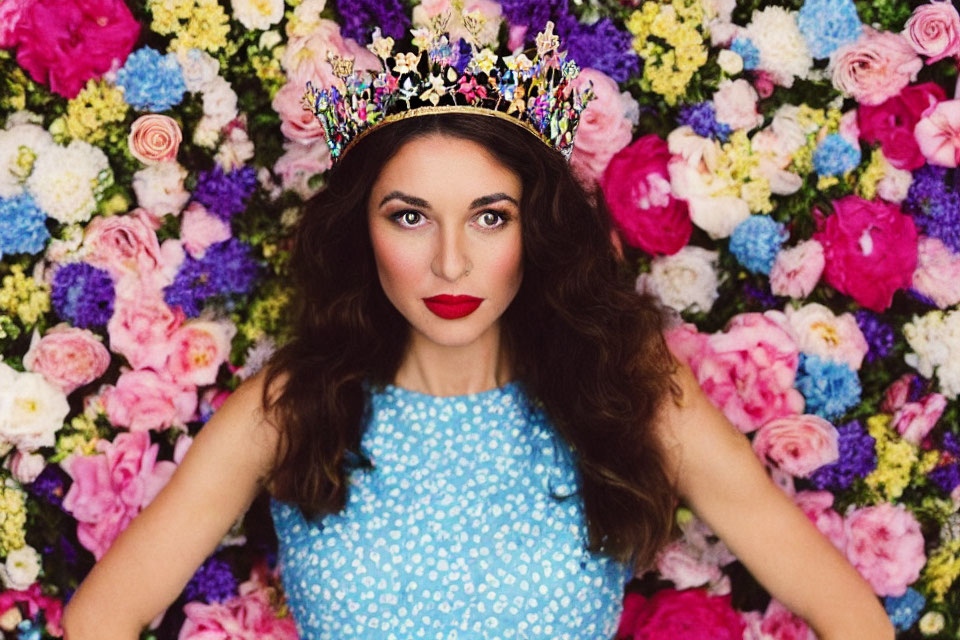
xmin=0 ymin=0 xmax=32 ymax=48
xmin=11 ymin=0 xmax=140 ymax=99
xmin=621 ymin=588 xmax=745 ymax=639
xmin=812 ymin=195 xmax=918 ymax=312
xmin=857 ymin=82 xmax=946 ymax=170
xmin=600 ymin=133 xmax=692 ymax=256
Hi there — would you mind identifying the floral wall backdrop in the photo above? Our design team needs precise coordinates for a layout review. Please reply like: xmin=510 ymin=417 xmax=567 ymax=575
xmin=1 ymin=0 xmax=959 ymax=637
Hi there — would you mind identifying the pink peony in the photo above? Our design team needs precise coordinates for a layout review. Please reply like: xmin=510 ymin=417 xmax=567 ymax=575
xmin=619 ymin=588 xmax=745 ymax=639
xmin=697 ymin=312 xmax=805 ymax=434
xmin=0 ymin=582 xmax=65 ymax=638
xmin=902 ymin=0 xmax=960 ymax=64
xmin=272 ymin=139 xmax=332 ymax=200
xmin=128 ymin=114 xmax=182 ymax=165
xmin=812 ymin=195 xmax=918 ymax=312
xmin=271 ymin=79 xmax=328 ymax=145
xmin=61 ymin=431 xmax=176 ymax=560
xmin=752 ymin=414 xmax=840 ymax=478
xmin=663 ymin=322 xmax=710 ymax=376
xmin=769 ymin=239 xmax=825 ymax=298
xmin=10 ymin=0 xmax=140 ymax=99
xmin=107 ymin=281 xmax=185 ymax=371
xmin=784 ymin=303 xmax=869 ymax=371
xmin=102 ymin=368 xmax=197 ymax=431
xmin=712 ymin=79 xmax=763 ymax=131
xmin=793 ymin=491 xmax=846 ymax=553
xmin=857 ymin=82 xmax=946 ymax=171
xmin=893 ymin=392 xmax=947 ymax=445
xmin=655 ymin=541 xmax=724 ymax=590
xmin=164 ymin=319 xmax=237 ymax=387
xmin=844 ymin=503 xmax=926 ymax=597
xmin=0 ymin=0 xmax=32 ymax=48
xmin=569 ymin=68 xmax=638 ymax=185
xmin=82 ymin=210 xmax=166 ymax=285
xmin=179 ymin=584 xmax=298 ymax=640
xmin=22 ymin=323 xmax=110 ymax=394
xmin=912 ymin=236 xmax=960 ymax=308
xmin=830 ymin=27 xmax=923 ymax=106
xmin=179 ymin=202 xmax=232 ymax=259
xmin=600 ymin=134 xmax=692 ymax=256
xmin=914 ymin=98 xmax=960 ymax=168
xmin=759 ymin=599 xmax=817 ymax=640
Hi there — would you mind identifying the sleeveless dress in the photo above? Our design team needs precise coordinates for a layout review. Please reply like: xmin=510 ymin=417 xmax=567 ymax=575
xmin=269 ymin=379 xmax=633 ymax=639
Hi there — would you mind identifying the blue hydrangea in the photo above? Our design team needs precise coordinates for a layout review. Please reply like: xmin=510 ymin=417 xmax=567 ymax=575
xmin=797 ymin=0 xmax=862 ymax=59
xmin=795 ymin=353 xmax=862 ymax=421
xmin=728 ymin=215 xmax=788 ymax=275
xmin=0 ymin=194 xmax=49 ymax=260
xmin=813 ymin=134 xmax=862 ymax=176
xmin=884 ymin=587 xmax=925 ymax=631
xmin=116 ymin=47 xmax=187 ymax=112
xmin=51 ymin=262 xmax=115 ymax=328
xmin=730 ymin=37 xmax=760 ymax=70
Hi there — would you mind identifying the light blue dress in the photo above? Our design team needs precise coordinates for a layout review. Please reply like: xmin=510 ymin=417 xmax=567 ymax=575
xmin=269 ymin=379 xmax=633 ymax=639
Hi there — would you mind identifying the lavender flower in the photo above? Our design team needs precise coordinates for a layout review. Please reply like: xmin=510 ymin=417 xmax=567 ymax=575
xmin=334 ymin=0 xmax=409 ymax=44
xmin=854 ymin=309 xmax=895 ymax=364
xmin=555 ymin=14 xmax=641 ymax=83
xmin=184 ymin=556 xmax=238 ymax=603
xmin=192 ymin=166 xmax=258 ymax=222
xmin=929 ymin=463 xmax=960 ymax=495
xmin=678 ymin=102 xmax=731 ymax=141
xmin=809 ymin=419 xmax=878 ymax=490
xmin=903 ymin=165 xmax=960 ymax=253
xmin=164 ymin=238 xmax=260 ymax=317
xmin=51 ymin=262 xmax=115 ymax=328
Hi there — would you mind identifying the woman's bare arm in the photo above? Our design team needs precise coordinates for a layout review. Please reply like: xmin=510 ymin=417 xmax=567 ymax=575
xmin=653 ymin=358 xmax=894 ymax=640
xmin=62 ymin=368 xmax=283 ymax=639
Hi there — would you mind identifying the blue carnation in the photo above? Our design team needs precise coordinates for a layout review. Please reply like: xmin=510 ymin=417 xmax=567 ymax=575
xmin=797 ymin=0 xmax=862 ymax=59
xmin=730 ymin=37 xmax=760 ymax=70
xmin=813 ymin=134 xmax=862 ymax=176
xmin=116 ymin=47 xmax=187 ymax=112
xmin=51 ymin=262 xmax=115 ymax=328
xmin=795 ymin=353 xmax=861 ymax=421
xmin=729 ymin=215 xmax=788 ymax=275
xmin=0 ymin=194 xmax=49 ymax=260
xmin=884 ymin=587 xmax=925 ymax=631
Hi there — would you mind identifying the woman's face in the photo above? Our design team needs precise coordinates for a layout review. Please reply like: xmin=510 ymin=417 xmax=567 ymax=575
xmin=367 ymin=134 xmax=524 ymax=349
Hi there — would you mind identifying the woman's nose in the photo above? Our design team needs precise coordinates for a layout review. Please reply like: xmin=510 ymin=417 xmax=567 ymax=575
xmin=431 ymin=224 xmax=472 ymax=282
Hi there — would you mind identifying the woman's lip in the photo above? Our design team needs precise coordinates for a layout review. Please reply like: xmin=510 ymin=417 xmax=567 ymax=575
xmin=424 ymin=295 xmax=483 ymax=303
xmin=423 ymin=296 xmax=483 ymax=319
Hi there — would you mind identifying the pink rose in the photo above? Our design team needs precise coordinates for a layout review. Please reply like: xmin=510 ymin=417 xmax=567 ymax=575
xmin=844 ymin=503 xmax=925 ymax=596
xmin=271 ymin=79 xmax=328 ymax=145
xmin=912 ymin=236 xmax=960 ymax=308
xmin=164 ymin=319 xmax=237 ymax=387
xmin=752 ymin=415 xmax=840 ymax=478
xmin=620 ymin=588 xmax=745 ymax=639
xmin=882 ymin=373 xmax=916 ymax=413
xmin=830 ymin=27 xmax=923 ymax=106
xmin=793 ymin=491 xmax=846 ymax=553
xmin=769 ymin=240 xmax=825 ymax=298
xmin=82 ymin=210 xmax=166 ymax=285
xmin=857 ymin=82 xmax=946 ymax=170
xmin=272 ymin=140 xmax=332 ymax=200
xmin=10 ymin=0 xmax=140 ymax=99
xmin=102 ymin=368 xmax=197 ymax=431
xmin=600 ymin=134 xmax=692 ymax=256
xmin=107 ymin=281 xmax=184 ymax=371
xmin=179 ymin=202 xmax=232 ymax=259
xmin=569 ymin=68 xmax=638 ymax=185
xmin=128 ymin=114 xmax=182 ymax=165
xmin=61 ymin=431 xmax=176 ymax=560
xmin=8 ymin=450 xmax=46 ymax=484
xmin=903 ymin=0 xmax=960 ymax=64
xmin=180 ymin=586 xmax=298 ymax=640
xmin=759 ymin=599 xmax=817 ymax=640
xmin=915 ymin=98 xmax=960 ymax=168
xmin=893 ymin=392 xmax=947 ymax=445
xmin=812 ymin=195 xmax=918 ymax=312
xmin=712 ymin=79 xmax=763 ymax=131
xmin=22 ymin=324 xmax=110 ymax=394
xmin=697 ymin=312 xmax=805 ymax=433
xmin=655 ymin=541 xmax=724 ymax=590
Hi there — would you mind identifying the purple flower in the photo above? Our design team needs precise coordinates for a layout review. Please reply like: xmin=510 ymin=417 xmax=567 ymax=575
xmin=334 ymin=0 xmax=409 ymax=44
xmin=855 ymin=309 xmax=895 ymax=364
xmin=929 ymin=463 xmax=960 ymax=494
xmin=744 ymin=281 xmax=779 ymax=309
xmin=678 ymin=102 xmax=731 ymax=141
xmin=164 ymin=238 xmax=260 ymax=317
xmin=498 ymin=0 xmax=566 ymax=34
xmin=809 ymin=419 xmax=877 ymax=490
xmin=192 ymin=166 xmax=258 ymax=222
xmin=942 ymin=431 xmax=960 ymax=457
xmin=184 ymin=556 xmax=238 ymax=603
xmin=25 ymin=464 xmax=69 ymax=510
xmin=554 ymin=14 xmax=640 ymax=83
xmin=903 ymin=165 xmax=960 ymax=253
xmin=51 ymin=262 xmax=115 ymax=328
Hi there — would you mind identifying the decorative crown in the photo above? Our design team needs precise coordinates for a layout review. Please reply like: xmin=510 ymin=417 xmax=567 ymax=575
xmin=302 ymin=6 xmax=597 ymax=164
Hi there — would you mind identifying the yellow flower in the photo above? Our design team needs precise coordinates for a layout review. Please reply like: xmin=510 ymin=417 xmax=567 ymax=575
xmin=921 ymin=539 xmax=960 ymax=602
xmin=817 ymin=175 xmax=840 ymax=191
xmin=0 ymin=483 xmax=27 ymax=556
xmin=864 ymin=414 xmax=916 ymax=501
xmin=856 ymin=148 xmax=889 ymax=201
xmin=64 ymin=79 xmax=128 ymax=144
xmin=148 ymin=0 xmax=229 ymax=53
xmin=0 ymin=265 xmax=50 ymax=327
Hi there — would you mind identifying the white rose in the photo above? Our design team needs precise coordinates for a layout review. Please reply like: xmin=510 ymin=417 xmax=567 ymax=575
xmin=232 ymin=0 xmax=283 ymax=30
xmin=637 ymin=246 xmax=721 ymax=313
xmin=717 ymin=49 xmax=744 ymax=75
xmin=0 ymin=363 xmax=69 ymax=452
xmin=132 ymin=162 xmax=190 ymax=217
xmin=202 ymin=77 xmax=239 ymax=130
xmin=0 ymin=545 xmax=41 ymax=591
xmin=713 ymin=78 xmax=762 ymax=130
xmin=176 ymin=48 xmax=221 ymax=93
xmin=193 ymin=117 xmax=222 ymax=149
xmin=876 ymin=165 xmax=913 ymax=203
xmin=6 ymin=450 xmax=46 ymax=484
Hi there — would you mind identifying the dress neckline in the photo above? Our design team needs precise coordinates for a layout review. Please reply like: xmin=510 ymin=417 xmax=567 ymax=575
xmin=376 ymin=379 xmax=523 ymax=402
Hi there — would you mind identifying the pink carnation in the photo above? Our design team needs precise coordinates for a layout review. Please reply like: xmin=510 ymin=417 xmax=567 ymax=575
xmin=22 ymin=323 xmax=110 ymax=395
xmin=619 ymin=588 xmax=745 ymax=640
xmin=61 ymin=431 xmax=176 ymax=560
xmin=164 ymin=319 xmax=237 ymax=387
xmin=844 ymin=503 xmax=926 ymax=597
xmin=830 ymin=27 xmax=923 ymax=106
xmin=600 ymin=133 xmax=692 ymax=256
xmin=902 ymin=0 xmax=960 ymax=64
xmin=102 ymin=368 xmax=197 ymax=431
xmin=914 ymin=98 xmax=960 ymax=168
xmin=107 ymin=281 xmax=185 ymax=371
xmin=793 ymin=491 xmax=846 ymax=553
xmin=769 ymin=240 xmax=825 ymax=298
xmin=893 ymin=392 xmax=947 ymax=445
xmin=759 ymin=599 xmax=817 ymax=640
xmin=10 ymin=0 xmax=140 ymax=99
xmin=857 ymin=82 xmax=946 ymax=171
xmin=752 ymin=414 xmax=840 ymax=478
xmin=882 ymin=373 xmax=916 ymax=413
xmin=179 ymin=202 xmax=232 ymax=259
xmin=0 ymin=0 xmax=31 ymax=49
xmin=0 ymin=582 xmax=65 ymax=638
xmin=912 ymin=236 xmax=960 ymax=307
xmin=82 ymin=210 xmax=166 ymax=286
xmin=812 ymin=195 xmax=918 ymax=312
xmin=569 ymin=68 xmax=638 ymax=185
xmin=179 ymin=582 xmax=298 ymax=640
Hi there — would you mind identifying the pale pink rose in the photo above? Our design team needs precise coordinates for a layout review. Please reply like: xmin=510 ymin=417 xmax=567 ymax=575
xmin=128 ymin=114 xmax=182 ymax=165
xmin=173 ymin=433 xmax=193 ymax=465
xmin=760 ymin=599 xmax=817 ymax=640
xmin=163 ymin=319 xmax=237 ymax=387
xmin=271 ymin=79 xmax=327 ymax=145
xmin=784 ymin=303 xmax=869 ymax=371
xmin=844 ymin=502 xmax=926 ymax=596
xmin=752 ymin=414 xmax=840 ymax=477
xmin=273 ymin=139 xmax=332 ymax=200
xmin=22 ymin=324 xmax=110 ymax=394
xmin=569 ymin=68 xmax=638 ymax=185
xmin=179 ymin=586 xmax=298 ymax=640
xmin=915 ymin=98 xmax=960 ymax=168
xmin=132 ymin=162 xmax=190 ymax=217
xmin=107 ymin=281 xmax=184 ymax=371
xmin=82 ymin=211 xmax=165 ymax=285
xmin=8 ymin=450 xmax=46 ymax=484
xmin=912 ymin=236 xmax=960 ymax=307
xmin=770 ymin=240 xmax=825 ymax=298
xmin=713 ymin=79 xmax=763 ymax=131
xmin=158 ymin=238 xmax=187 ymax=286
xmin=830 ymin=27 xmax=923 ymax=106
xmin=893 ymin=392 xmax=947 ymax=445
xmin=102 ymin=368 xmax=197 ymax=431
xmin=882 ymin=373 xmax=916 ymax=413
xmin=179 ymin=202 xmax=232 ymax=259
xmin=902 ymin=0 xmax=960 ymax=64
xmin=61 ymin=431 xmax=177 ymax=560
xmin=793 ymin=490 xmax=846 ymax=553
xmin=412 ymin=0 xmax=503 ymax=47
xmin=655 ymin=541 xmax=724 ymax=590
xmin=697 ymin=312 xmax=805 ymax=433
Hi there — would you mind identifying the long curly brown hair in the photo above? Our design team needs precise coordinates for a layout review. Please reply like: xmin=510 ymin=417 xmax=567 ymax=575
xmin=260 ymin=112 xmax=682 ymax=571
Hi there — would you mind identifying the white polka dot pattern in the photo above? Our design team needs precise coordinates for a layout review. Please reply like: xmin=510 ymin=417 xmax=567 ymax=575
xmin=269 ymin=380 xmax=633 ymax=639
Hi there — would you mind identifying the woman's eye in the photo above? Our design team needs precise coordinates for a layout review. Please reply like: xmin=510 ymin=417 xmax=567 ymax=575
xmin=477 ymin=210 xmax=511 ymax=229
xmin=390 ymin=210 xmax=424 ymax=227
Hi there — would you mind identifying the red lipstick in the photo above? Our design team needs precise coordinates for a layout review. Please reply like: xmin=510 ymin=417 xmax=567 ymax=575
xmin=423 ymin=294 xmax=483 ymax=319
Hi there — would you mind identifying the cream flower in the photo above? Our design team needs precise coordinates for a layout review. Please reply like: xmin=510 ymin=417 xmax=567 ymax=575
xmin=636 ymin=246 xmax=721 ymax=314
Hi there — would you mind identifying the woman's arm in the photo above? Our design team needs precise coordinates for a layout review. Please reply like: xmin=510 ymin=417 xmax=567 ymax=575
xmin=62 ymin=368 xmax=284 ymax=639
xmin=653 ymin=358 xmax=895 ymax=640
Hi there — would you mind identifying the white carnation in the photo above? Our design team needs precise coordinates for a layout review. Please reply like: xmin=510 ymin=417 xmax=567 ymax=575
xmin=0 ymin=362 xmax=69 ymax=453
xmin=904 ymin=310 xmax=960 ymax=399
xmin=202 ymin=76 xmax=239 ymax=130
xmin=745 ymin=7 xmax=812 ymax=88
xmin=25 ymin=140 xmax=111 ymax=224
xmin=637 ymin=246 xmax=721 ymax=314
xmin=0 ymin=544 xmax=41 ymax=591
xmin=215 ymin=127 xmax=255 ymax=171
xmin=232 ymin=0 xmax=283 ymax=30
xmin=0 ymin=123 xmax=55 ymax=198
xmin=176 ymin=48 xmax=221 ymax=93
xmin=132 ymin=162 xmax=190 ymax=217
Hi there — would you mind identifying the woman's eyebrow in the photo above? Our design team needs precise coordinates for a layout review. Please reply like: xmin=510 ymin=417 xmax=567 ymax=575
xmin=377 ymin=190 xmax=519 ymax=209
